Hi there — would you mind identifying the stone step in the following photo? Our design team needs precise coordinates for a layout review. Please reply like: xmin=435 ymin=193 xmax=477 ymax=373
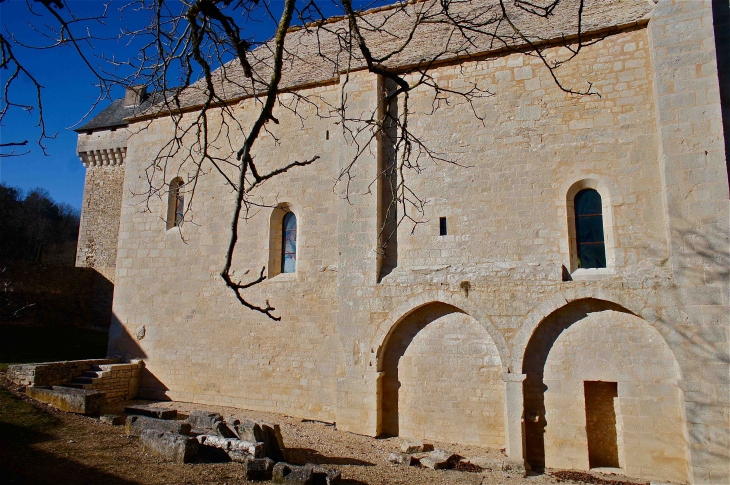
xmin=81 ymin=370 xmax=102 ymax=378
xmin=27 ymin=386 xmax=106 ymax=414
xmin=72 ymin=376 xmax=96 ymax=384
xmin=63 ymin=383 xmax=92 ymax=390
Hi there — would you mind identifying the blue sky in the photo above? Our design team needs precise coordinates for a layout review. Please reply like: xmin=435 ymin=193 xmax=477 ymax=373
xmin=1 ymin=0 xmax=386 ymax=209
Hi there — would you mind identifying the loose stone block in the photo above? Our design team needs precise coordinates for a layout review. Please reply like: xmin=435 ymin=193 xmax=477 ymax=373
xmin=420 ymin=449 xmax=458 ymax=470
xmin=124 ymin=404 xmax=177 ymax=419
xmin=235 ymin=420 xmax=265 ymax=443
xmin=305 ymin=464 xmax=341 ymax=485
xmin=26 ymin=386 xmax=105 ymax=414
xmin=225 ymin=416 xmax=241 ymax=426
xmin=242 ymin=456 xmax=275 ymax=480
xmin=388 ymin=452 xmax=418 ymax=466
xmin=272 ymin=463 xmax=313 ymax=485
xmin=214 ymin=421 xmax=238 ymax=439
xmin=195 ymin=434 xmax=264 ymax=458
xmin=100 ymin=414 xmax=125 ymax=425
xmin=125 ymin=415 xmax=191 ymax=437
xmin=187 ymin=410 xmax=222 ymax=429
xmin=139 ymin=429 xmax=199 ymax=463
xmin=400 ymin=438 xmax=424 ymax=453
xmin=258 ymin=421 xmax=287 ymax=462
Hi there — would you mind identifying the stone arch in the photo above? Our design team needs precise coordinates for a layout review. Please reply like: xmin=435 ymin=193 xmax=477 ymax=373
xmin=521 ymin=298 xmax=689 ymax=484
xmin=378 ymin=300 xmax=505 ymax=447
xmin=372 ymin=290 xmax=510 ymax=372
xmin=510 ymin=288 xmax=653 ymax=373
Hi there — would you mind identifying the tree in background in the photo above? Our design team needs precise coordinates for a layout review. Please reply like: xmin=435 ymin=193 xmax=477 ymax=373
xmin=0 ymin=183 xmax=80 ymax=265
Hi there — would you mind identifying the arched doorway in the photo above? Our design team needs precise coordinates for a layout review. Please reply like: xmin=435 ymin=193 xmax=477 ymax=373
xmin=380 ymin=302 xmax=504 ymax=447
xmin=522 ymin=298 xmax=689 ymax=484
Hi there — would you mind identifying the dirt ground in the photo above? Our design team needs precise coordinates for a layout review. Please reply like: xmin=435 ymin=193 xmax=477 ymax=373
xmin=0 ymin=378 xmax=649 ymax=485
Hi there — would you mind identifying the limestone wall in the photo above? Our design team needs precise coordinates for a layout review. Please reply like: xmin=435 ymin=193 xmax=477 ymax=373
xmin=106 ymin=7 xmax=729 ymax=484
xmin=394 ymin=308 xmax=504 ymax=447
xmin=526 ymin=304 xmax=689 ymax=483
xmin=111 ymin=83 xmax=344 ymax=420
xmin=76 ymin=165 xmax=125 ymax=284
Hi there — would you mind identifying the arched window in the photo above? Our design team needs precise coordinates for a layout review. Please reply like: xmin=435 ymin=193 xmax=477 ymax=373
xmin=282 ymin=212 xmax=297 ymax=273
xmin=574 ymin=189 xmax=605 ymax=268
xmin=166 ymin=178 xmax=184 ymax=230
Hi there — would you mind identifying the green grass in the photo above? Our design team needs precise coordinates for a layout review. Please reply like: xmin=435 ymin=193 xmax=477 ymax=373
xmin=0 ymin=325 xmax=108 ymax=371
xmin=0 ymin=386 xmax=58 ymax=439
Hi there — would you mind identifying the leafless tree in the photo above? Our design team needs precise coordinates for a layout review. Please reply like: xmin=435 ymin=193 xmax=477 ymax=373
xmin=2 ymin=0 xmax=608 ymax=319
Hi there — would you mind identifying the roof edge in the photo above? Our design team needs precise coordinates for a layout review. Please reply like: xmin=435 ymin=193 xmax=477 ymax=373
xmin=126 ymin=17 xmax=651 ymax=125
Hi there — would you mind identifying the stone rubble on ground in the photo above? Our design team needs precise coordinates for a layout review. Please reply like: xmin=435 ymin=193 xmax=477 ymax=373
xmin=272 ymin=462 xmax=313 ymax=484
xmin=100 ymin=414 xmax=125 ymax=425
xmin=186 ymin=410 xmax=222 ymax=429
xmin=125 ymin=415 xmax=191 ymax=437
xmin=139 ymin=429 xmax=199 ymax=464
xmin=419 ymin=448 xmax=460 ymax=470
xmin=242 ymin=456 xmax=276 ymax=480
xmin=214 ymin=420 xmax=239 ymax=439
xmin=196 ymin=434 xmax=264 ymax=458
xmin=400 ymin=438 xmax=424 ymax=453
xmin=124 ymin=404 xmax=177 ymax=419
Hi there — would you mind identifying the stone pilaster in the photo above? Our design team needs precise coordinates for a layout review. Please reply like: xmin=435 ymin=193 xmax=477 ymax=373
xmin=649 ymin=2 xmax=730 ymax=483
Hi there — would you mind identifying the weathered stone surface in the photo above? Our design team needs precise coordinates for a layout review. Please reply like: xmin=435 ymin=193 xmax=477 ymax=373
xmin=235 ymin=420 xmax=265 ymax=443
xmin=186 ymin=410 xmax=222 ymax=429
xmin=195 ymin=434 xmax=264 ymax=458
xmin=388 ymin=452 xmax=418 ymax=466
xmin=139 ymin=429 xmax=199 ymax=463
xmin=26 ymin=386 xmax=105 ymax=414
xmin=242 ymin=456 xmax=275 ymax=480
xmin=258 ymin=421 xmax=287 ymax=462
xmin=225 ymin=416 xmax=241 ymax=426
xmin=400 ymin=438 xmax=424 ymax=453
xmin=214 ymin=421 xmax=238 ymax=439
xmin=305 ymin=464 xmax=341 ymax=485
xmin=420 ymin=449 xmax=458 ymax=470
xmin=272 ymin=463 xmax=312 ymax=485
xmin=125 ymin=405 xmax=177 ymax=419
xmin=125 ymin=415 xmax=191 ymax=437
xmin=100 ymin=414 xmax=125 ymax=425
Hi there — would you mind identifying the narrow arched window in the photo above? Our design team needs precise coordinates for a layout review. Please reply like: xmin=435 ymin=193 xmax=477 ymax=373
xmin=282 ymin=212 xmax=297 ymax=273
xmin=166 ymin=178 xmax=184 ymax=230
xmin=574 ymin=189 xmax=606 ymax=268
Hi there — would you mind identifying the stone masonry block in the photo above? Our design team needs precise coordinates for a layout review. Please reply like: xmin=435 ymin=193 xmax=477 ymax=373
xmin=140 ymin=429 xmax=199 ymax=464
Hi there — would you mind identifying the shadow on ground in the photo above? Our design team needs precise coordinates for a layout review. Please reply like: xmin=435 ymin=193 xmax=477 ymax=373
xmin=0 ymin=388 xmax=141 ymax=485
xmin=287 ymin=447 xmax=375 ymax=467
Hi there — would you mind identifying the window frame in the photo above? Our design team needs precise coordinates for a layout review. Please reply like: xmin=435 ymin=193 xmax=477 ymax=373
xmin=166 ymin=178 xmax=185 ymax=230
xmin=268 ymin=203 xmax=300 ymax=279
xmin=564 ymin=178 xmax=616 ymax=277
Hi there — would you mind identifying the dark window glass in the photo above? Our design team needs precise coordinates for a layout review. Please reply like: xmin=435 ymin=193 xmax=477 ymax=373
xmin=439 ymin=217 xmax=447 ymax=236
xmin=574 ymin=189 xmax=606 ymax=268
xmin=174 ymin=182 xmax=184 ymax=227
xmin=282 ymin=212 xmax=297 ymax=273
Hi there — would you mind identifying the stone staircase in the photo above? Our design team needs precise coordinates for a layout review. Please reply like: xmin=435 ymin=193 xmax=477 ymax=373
xmin=60 ymin=361 xmax=144 ymax=402
xmin=65 ymin=365 xmax=106 ymax=390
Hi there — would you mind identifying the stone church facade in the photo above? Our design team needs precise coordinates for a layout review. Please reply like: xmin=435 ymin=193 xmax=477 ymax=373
xmin=75 ymin=1 xmax=729 ymax=483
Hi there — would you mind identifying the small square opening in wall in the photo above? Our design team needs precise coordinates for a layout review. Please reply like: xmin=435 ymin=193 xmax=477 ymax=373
xmin=439 ymin=217 xmax=447 ymax=236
